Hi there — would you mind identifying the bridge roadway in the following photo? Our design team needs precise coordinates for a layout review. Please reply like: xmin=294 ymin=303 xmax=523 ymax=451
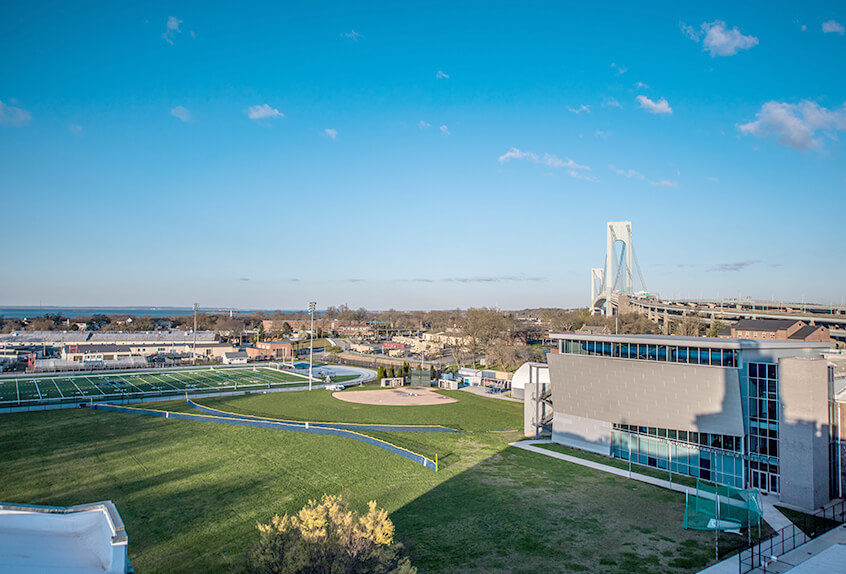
xmin=627 ymin=297 xmax=846 ymax=343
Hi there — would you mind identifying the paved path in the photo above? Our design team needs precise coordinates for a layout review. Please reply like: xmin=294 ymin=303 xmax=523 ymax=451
xmin=461 ymin=386 xmax=522 ymax=403
xmin=512 ymin=440 xmax=695 ymax=495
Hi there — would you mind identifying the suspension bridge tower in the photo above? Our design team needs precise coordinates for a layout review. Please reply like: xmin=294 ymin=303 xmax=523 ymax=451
xmin=590 ymin=221 xmax=648 ymax=316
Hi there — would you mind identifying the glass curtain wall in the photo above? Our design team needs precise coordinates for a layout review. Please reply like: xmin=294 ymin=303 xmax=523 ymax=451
xmin=747 ymin=362 xmax=780 ymax=494
xmin=561 ymin=339 xmax=737 ymax=367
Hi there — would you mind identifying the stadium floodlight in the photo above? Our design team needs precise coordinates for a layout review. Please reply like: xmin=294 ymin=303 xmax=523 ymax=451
xmin=193 ymin=303 xmax=199 ymax=365
xmin=308 ymin=301 xmax=316 ymax=390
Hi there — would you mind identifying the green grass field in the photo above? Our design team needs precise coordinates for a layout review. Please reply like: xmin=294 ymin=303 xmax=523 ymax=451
xmin=0 ymin=389 xmax=742 ymax=573
xmin=0 ymin=367 xmax=310 ymax=406
xmin=168 ymin=388 xmax=524 ymax=431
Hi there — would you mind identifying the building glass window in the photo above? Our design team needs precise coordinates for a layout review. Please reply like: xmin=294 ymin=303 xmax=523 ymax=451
xmin=747 ymin=362 xmax=780 ymax=494
xmin=559 ymin=338 xmax=738 ymax=367
xmin=610 ymin=427 xmax=743 ymax=488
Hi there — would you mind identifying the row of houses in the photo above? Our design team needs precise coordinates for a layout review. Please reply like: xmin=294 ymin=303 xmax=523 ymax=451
xmin=0 ymin=330 xmax=328 ymax=372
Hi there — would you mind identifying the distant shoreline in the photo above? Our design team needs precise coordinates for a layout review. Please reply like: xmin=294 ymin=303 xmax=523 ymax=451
xmin=0 ymin=307 xmax=305 ymax=319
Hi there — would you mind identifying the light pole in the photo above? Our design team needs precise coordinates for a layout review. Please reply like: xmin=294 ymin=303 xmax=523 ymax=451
xmin=308 ymin=301 xmax=316 ymax=390
xmin=192 ymin=302 xmax=199 ymax=365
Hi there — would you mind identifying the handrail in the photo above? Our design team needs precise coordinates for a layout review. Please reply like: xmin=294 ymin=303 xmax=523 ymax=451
xmin=737 ymin=499 xmax=846 ymax=573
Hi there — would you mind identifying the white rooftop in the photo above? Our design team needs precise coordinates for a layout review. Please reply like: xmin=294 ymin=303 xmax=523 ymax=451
xmin=0 ymin=501 xmax=128 ymax=573
xmin=0 ymin=330 xmax=215 ymax=345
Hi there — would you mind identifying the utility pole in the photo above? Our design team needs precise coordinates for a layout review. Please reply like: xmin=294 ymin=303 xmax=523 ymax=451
xmin=192 ymin=302 xmax=199 ymax=365
xmin=308 ymin=301 xmax=316 ymax=390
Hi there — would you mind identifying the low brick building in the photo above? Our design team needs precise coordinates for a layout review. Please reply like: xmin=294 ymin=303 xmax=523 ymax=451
xmin=719 ymin=319 xmax=831 ymax=342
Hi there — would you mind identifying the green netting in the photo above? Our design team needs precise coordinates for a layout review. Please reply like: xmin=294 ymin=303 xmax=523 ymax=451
xmin=409 ymin=368 xmax=431 ymax=386
xmin=682 ymin=480 xmax=763 ymax=531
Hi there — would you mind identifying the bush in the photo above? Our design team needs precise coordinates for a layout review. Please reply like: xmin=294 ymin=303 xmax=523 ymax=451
xmin=247 ymin=495 xmax=416 ymax=574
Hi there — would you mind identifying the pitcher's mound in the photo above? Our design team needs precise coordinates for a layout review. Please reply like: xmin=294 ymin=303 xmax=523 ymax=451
xmin=333 ymin=387 xmax=458 ymax=406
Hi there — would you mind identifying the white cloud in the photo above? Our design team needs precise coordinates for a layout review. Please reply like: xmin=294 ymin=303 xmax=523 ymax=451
xmin=634 ymin=81 xmax=649 ymax=89
xmin=542 ymin=153 xmax=588 ymax=170
xmin=567 ymin=104 xmax=590 ymax=114
xmin=683 ymin=20 xmax=758 ymax=57
xmin=708 ymin=176 xmax=719 ymax=183
xmin=341 ymin=30 xmax=361 ymax=41
xmin=801 ymin=24 xmax=808 ymax=32
xmin=650 ymin=179 xmax=678 ymax=188
xmin=568 ymin=170 xmax=597 ymax=182
xmin=324 ymin=128 xmax=338 ymax=140
xmin=602 ymin=97 xmax=622 ymax=109
xmin=702 ymin=21 xmax=758 ymax=56
xmin=738 ymin=100 xmax=846 ymax=150
xmin=68 ymin=124 xmax=82 ymax=134
xmin=594 ymin=129 xmax=610 ymax=139
xmin=436 ymin=70 xmax=449 ymax=79
xmin=679 ymin=22 xmax=699 ymax=41
xmin=610 ymin=62 xmax=627 ymax=76
xmin=498 ymin=147 xmax=538 ymax=163
xmin=439 ymin=124 xmax=450 ymax=135
xmin=822 ymin=20 xmax=845 ymax=35
xmin=247 ymin=104 xmax=284 ymax=121
xmin=170 ymin=106 xmax=192 ymax=122
xmin=608 ymin=165 xmax=644 ymax=180
xmin=636 ymin=95 xmax=672 ymax=114
xmin=499 ymin=147 xmax=592 ymax=181
xmin=163 ymin=16 xmax=182 ymax=45
xmin=0 ymin=100 xmax=32 ymax=126
xmin=417 ymin=120 xmax=431 ymax=130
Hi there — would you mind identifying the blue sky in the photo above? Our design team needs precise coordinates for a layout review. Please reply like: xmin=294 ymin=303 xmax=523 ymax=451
xmin=1 ymin=2 xmax=844 ymax=310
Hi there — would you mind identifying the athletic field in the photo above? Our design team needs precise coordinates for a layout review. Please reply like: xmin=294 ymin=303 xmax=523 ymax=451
xmin=0 ymin=367 xmax=313 ymax=407
xmin=0 ymin=388 xmax=745 ymax=573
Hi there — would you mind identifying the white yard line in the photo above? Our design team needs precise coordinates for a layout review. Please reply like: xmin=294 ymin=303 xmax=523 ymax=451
xmin=199 ymin=370 xmax=229 ymax=386
xmin=119 ymin=376 xmax=145 ymax=394
xmin=68 ymin=378 xmax=85 ymax=396
xmin=160 ymin=373 xmax=186 ymax=390
xmin=84 ymin=376 xmax=111 ymax=398
xmin=32 ymin=378 xmax=42 ymax=400
xmin=16 ymin=379 xmax=20 ymax=403
xmin=51 ymin=379 xmax=65 ymax=398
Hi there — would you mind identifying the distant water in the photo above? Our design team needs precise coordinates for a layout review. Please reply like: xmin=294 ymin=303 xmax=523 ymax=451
xmin=0 ymin=307 xmax=301 ymax=319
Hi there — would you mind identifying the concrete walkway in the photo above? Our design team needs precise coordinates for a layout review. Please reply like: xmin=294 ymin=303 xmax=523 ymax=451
xmin=512 ymin=440 xmax=796 ymax=574
xmin=512 ymin=439 xmax=695 ymax=495
xmin=461 ymin=386 xmax=522 ymax=402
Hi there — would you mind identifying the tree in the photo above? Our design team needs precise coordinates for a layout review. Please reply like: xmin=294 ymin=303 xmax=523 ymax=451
xmin=89 ymin=314 xmax=111 ymax=329
xmin=255 ymin=322 xmax=266 ymax=344
xmin=675 ymin=314 xmax=703 ymax=337
xmin=461 ymin=308 xmax=514 ymax=367
xmin=247 ymin=494 xmax=415 ymax=574
xmin=281 ymin=322 xmax=293 ymax=336
xmin=707 ymin=319 xmax=726 ymax=338
xmin=376 ymin=365 xmax=385 ymax=381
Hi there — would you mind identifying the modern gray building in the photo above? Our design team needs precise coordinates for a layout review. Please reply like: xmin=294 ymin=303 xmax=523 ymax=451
xmin=526 ymin=333 xmax=836 ymax=511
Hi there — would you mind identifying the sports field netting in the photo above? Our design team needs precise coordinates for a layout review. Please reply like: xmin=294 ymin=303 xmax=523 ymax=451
xmin=0 ymin=367 xmax=314 ymax=408
xmin=682 ymin=480 xmax=762 ymax=531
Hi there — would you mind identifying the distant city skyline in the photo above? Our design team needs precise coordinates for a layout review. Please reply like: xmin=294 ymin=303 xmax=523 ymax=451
xmin=1 ymin=2 xmax=844 ymax=309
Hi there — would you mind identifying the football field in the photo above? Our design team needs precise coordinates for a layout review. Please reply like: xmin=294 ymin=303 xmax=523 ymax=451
xmin=0 ymin=367 xmax=311 ymax=407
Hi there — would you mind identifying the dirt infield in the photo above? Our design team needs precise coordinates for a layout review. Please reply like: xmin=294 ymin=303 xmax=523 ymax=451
xmin=332 ymin=387 xmax=458 ymax=406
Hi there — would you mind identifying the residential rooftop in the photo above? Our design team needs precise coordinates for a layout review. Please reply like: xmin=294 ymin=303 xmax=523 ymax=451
xmin=0 ymin=330 xmax=216 ymax=344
